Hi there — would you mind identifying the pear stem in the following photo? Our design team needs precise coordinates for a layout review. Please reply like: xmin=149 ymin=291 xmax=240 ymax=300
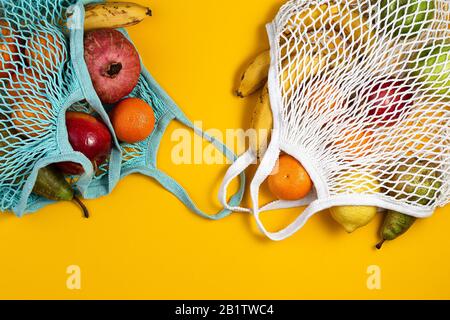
xmin=376 ymin=240 xmax=386 ymax=250
xmin=73 ymin=196 xmax=90 ymax=219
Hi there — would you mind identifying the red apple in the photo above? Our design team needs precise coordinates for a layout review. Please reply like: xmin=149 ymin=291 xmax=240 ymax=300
xmin=57 ymin=112 xmax=112 ymax=175
xmin=84 ymin=29 xmax=141 ymax=104
xmin=366 ymin=79 xmax=413 ymax=126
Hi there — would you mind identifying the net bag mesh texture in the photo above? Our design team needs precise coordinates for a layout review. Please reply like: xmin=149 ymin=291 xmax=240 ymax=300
xmin=0 ymin=0 xmax=245 ymax=217
xmin=0 ymin=0 xmax=123 ymax=215
xmin=220 ymin=0 xmax=450 ymax=241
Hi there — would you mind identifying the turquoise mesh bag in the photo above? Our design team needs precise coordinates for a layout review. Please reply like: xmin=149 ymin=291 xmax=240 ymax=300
xmin=0 ymin=0 xmax=245 ymax=219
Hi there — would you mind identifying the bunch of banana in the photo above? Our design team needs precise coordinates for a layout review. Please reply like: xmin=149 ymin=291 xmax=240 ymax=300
xmin=236 ymin=1 xmax=374 ymax=159
xmin=237 ymin=36 xmax=343 ymax=158
xmin=284 ymin=2 xmax=375 ymax=52
xmin=237 ymin=49 xmax=329 ymax=158
xmin=67 ymin=2 xmax=152 ymax=31
xmin=236 ymin=50 xmax=271 ymax=98
xmin=250 ymin=83 xmax=272 ymax=157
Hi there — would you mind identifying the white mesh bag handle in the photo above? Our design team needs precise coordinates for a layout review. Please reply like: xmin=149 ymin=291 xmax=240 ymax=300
xmin=220 ymin=0 xmax=450 ymax=241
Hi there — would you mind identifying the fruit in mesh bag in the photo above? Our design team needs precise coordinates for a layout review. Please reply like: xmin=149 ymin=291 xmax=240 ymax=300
xmin=11 ymin=96 xmax=53 ymax=138
xmin=33 ymin=166 xmax=90 ymax=218
xmin=284 ymin=2 xmax=375 ymax=50
xmin=332 ymin=127 xmax=375 ymax=157
xmin=268 ymin=154 xmax=313 ymax=201
xmin=330 ymin=3 xmax=376 ymax=50
xmin=56 ymin=112 xmax=112 ymax=175
xmin=84 ymin=29 xmax=141 ymax=104
xmin=0 ymin=20 xmax=20 ymax=78
xmin=382 ymin=100 xmax=447 ymax=157
xmin=110 ymin=97 xmax=155 ymax=143
xmin=0 ymin=121 xmax=89 ymax=217
xmin=282 ymin=51 xmax=326 ymax=97
xmin=0 ymin=119 xmax=21 ymax=177
xmin=307 ymin=80 xmax=346 ymax=115
xmin=365 ymin=78 xmax=413 ymax=127
xmin=380 ymin=0 xmax=435 ymax=37
xmin=6 ymin=69 xmax=47 ymax=97
xmin=237 ymin=24 xmax=348 ymax=97
xmin=330 ymin=173 xmax=380 ymax=233
xmin=409 ymin=40 xmax=450 ymax=97
xmin=24 ymin=30 xmax=66 ymax=73
xmin=376 ymin=158 xmax=442 ymax=249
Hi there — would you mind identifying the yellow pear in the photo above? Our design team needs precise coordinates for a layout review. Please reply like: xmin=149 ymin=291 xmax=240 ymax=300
xmin=330 ymin=173 xmax=380 ymax=233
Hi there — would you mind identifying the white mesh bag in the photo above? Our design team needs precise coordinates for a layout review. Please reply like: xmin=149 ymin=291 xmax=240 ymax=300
xmin=219 ymin=0 xmax=450 ymax=240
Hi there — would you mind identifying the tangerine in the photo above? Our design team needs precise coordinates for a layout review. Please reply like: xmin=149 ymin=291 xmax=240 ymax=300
xmin=24 ymin=30 xmax=65 ymax=73
xmin=11 ymin=96 xmax=52 ymax=138
xmin=268 ymin=154 xmax=313 ymax=201
xmin=110 ymin=97 xmax=155 ymax=143
xmin=7 ymin=68 xmax=46 ymax=97
xmin=0 ymin=20 xmax=20 ymax=78
xmin=333 ymin=127 xmax=375 ymax=157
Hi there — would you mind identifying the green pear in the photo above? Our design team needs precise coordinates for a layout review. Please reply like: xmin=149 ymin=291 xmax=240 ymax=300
xmin=410 ymin=41 xmax=450 ymax=97
xmin=380 ymin=0 xmax=435 ymax=36
xmin=377 ymin=158 xmax=442 ymax=249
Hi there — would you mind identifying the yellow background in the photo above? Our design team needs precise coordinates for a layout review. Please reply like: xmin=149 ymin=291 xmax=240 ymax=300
xmin=0 ymin=0 xmax=449 ymax=299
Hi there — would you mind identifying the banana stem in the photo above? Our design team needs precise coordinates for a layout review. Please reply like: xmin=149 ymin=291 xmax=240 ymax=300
xmin=73 ymin=196 xmax=90 ymax=219
xmin=376 ymin=240 xmax=386 ymax=250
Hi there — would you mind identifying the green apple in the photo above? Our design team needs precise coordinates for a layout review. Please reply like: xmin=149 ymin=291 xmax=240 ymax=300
xmin=380 ymin=0 xmax=435 ymax=36
xmin=410 ymin=41 xmax=450 ymax=96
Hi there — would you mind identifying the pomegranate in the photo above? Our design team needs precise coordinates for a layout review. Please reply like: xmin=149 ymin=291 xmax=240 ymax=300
xmin=84 ymin=29 xmax=141 ymax=104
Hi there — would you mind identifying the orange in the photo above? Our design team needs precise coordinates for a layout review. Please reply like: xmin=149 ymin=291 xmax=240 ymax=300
xmin=307 ymin=82 xmax=344 ymax=114
xmin=7 ymin=68 xmax=46 ymax=97
xmin=24 ymin=30 xmax=65 ymax=73
xmin=110 ymin=97 xmax=155 ymax=143
xmin=332 ymin=127 xmax=375 ymax=157
xmin=382 ymin=101 xmax=449 ymax=157
xmin=0 ymin=20 xmax=20 ymax=78
xmin=267 ymin=154 xmax=313 ymax=201
xmin=11 ymin=96 xmax=53 ymax=138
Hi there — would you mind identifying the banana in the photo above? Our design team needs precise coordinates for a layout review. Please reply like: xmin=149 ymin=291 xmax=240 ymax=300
xmin=238 ymin=29 xmax=344 ymax=99
xmin=331 ymin=4 xmax=376 ymax=52
xmin=284 ymin=3 xmax=338 ymax=34
xmin=284 ymin=29 xmax=347 ymax=65
xmin=237 ymin=50 xmax=271 ymax=98
xmin=248 ymin=47 xmax=328 ymax=158
xmin=283 ymin=2 xmax=375 ymax=50
xmin=77 ymin=2 xmax=152 ymax=31
xmin=250 ymin=82 xmax=273 ymax=158
xmin=282 ymin=51 xmax=326 ymax=97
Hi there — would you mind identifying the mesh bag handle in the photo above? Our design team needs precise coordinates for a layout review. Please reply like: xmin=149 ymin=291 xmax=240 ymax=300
xmin=70 ymin=1 xmax=247 ymax=218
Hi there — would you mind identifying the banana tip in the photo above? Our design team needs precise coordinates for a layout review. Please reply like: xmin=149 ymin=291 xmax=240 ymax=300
xmin=146 ymin=8 xmax=152 ymax=16
xmin=235 ymin=90 xmax=244 ymax=98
